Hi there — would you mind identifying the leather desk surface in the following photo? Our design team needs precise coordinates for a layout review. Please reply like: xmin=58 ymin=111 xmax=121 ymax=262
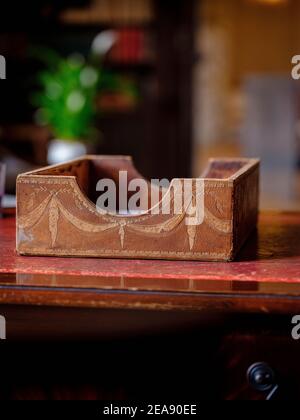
xmin=0 ymin=209 xmax=300 ymax=314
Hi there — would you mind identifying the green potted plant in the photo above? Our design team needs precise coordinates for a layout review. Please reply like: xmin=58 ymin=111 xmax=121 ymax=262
xmin=33 ymin=51 xmax=99 ymax=164
xmin=32 ymin=32 xmax=138 ymax=164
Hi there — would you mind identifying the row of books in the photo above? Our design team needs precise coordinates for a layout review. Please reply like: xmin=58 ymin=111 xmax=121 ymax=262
xmin=61 ymin=0 xmax=153 ymax=25
xmin=107 ymin=28 xmax=154 ymax=64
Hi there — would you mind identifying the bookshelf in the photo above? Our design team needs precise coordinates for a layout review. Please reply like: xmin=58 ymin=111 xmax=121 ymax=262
xmin=1 ymin=0 xmax=196 ymax=181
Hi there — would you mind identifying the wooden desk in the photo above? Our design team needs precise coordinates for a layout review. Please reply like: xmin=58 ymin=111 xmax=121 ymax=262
xmin=1 ymin=209 xmax=300 ymax=311
xmin=1 ymin=209 xmax=300 ymax=400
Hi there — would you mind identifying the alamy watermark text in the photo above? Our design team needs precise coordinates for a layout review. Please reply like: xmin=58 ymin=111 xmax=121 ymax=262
xmin=0 ymin=55 xmax=6 ymax=79
xmin=0 ymin=315 xmax=6 ymax=339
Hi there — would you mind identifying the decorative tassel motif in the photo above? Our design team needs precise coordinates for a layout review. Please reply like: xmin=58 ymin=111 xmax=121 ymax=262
xmin=49 ymin=197 xmax=59 ymax=247
xmin=119 ymin=222 xmax=126 ymax=249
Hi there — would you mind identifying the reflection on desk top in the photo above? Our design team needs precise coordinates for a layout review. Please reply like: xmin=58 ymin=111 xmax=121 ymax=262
xmin=1 ymin=209 xmax=300 ymax=313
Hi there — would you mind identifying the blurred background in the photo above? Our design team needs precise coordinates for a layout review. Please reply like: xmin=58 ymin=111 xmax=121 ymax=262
xmin=1 ymin=0 xmax=300 ymax=209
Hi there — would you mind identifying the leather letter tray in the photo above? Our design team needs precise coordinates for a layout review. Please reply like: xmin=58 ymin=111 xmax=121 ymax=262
xmin=16 ymin=156 xmax=259 ymax=261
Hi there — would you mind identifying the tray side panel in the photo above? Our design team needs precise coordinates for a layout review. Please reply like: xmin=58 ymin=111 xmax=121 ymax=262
xmin=232 ymin=163 xmax=260 ymax=260
xmin=16 ymin=174 xmax=234 ymax=262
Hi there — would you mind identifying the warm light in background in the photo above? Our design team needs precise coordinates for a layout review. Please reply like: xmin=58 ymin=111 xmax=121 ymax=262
xmin=247 ymin=0 xmax=289 ymax=5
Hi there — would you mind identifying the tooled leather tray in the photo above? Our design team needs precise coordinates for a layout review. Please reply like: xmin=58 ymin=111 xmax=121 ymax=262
xmin=16 ymin=155 xmax=259 ymax=261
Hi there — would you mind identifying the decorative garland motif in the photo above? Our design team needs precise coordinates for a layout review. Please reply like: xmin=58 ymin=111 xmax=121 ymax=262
xmin=18 ymin=189 xmax=232 ymax=252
